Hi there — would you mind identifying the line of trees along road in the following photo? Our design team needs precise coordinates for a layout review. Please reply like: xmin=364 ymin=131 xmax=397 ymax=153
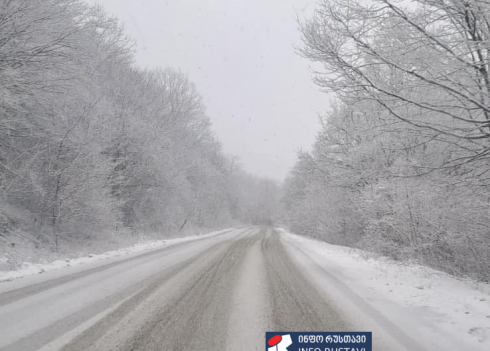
xmin=0 ymin=0 xmax=280 ymax=261
xmin=282 ymin=0 xmax=490 ymax=281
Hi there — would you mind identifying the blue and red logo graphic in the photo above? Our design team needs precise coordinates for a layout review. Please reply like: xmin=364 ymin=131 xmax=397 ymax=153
xmin=265 ymin=332 xmax=372 ymax=351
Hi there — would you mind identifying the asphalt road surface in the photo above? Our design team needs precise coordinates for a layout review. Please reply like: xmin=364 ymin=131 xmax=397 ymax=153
xmin=0 ymin=227 xmax=374 ymax=351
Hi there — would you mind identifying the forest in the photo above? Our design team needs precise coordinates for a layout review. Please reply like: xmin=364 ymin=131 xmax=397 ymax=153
xmin=282 ymin=0 xmax=490 ymax=281
xmin=0 ymin=0 xmax=280 ymax=267
xmin=1 ymin=0 xmax=489 ymax=283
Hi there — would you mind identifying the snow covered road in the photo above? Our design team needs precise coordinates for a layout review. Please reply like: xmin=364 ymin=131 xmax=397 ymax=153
xmin=0 ymin=227 xmax=488 ymax=350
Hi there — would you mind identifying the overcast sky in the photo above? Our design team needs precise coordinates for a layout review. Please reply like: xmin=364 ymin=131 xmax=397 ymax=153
xmin=88 ymin=0 xmax=330 ymax=181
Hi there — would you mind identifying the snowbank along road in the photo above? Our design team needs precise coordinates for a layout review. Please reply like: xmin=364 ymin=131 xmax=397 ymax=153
xmin=0 ymin=227 xmax=451 ymax=350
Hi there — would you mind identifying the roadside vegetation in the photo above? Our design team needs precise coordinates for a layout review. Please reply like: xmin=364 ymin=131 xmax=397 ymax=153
xmin=283 ymin=0 xmax=490 ymax=281
xmin=0 ymin=0 xmax=280 ymax=269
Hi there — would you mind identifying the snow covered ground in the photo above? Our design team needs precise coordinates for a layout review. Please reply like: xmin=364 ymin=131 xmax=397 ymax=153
xmin=0 ymin=228 xmax=234 ymax=283
xmin=281 ymin=229 xmax=490 ymax=351
xmin=2 ymin=226 xmax=489 ymax=350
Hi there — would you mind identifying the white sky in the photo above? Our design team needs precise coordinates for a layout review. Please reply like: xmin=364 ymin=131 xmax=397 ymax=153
xmin=88 ymin=0 xmax=331 ymax=181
